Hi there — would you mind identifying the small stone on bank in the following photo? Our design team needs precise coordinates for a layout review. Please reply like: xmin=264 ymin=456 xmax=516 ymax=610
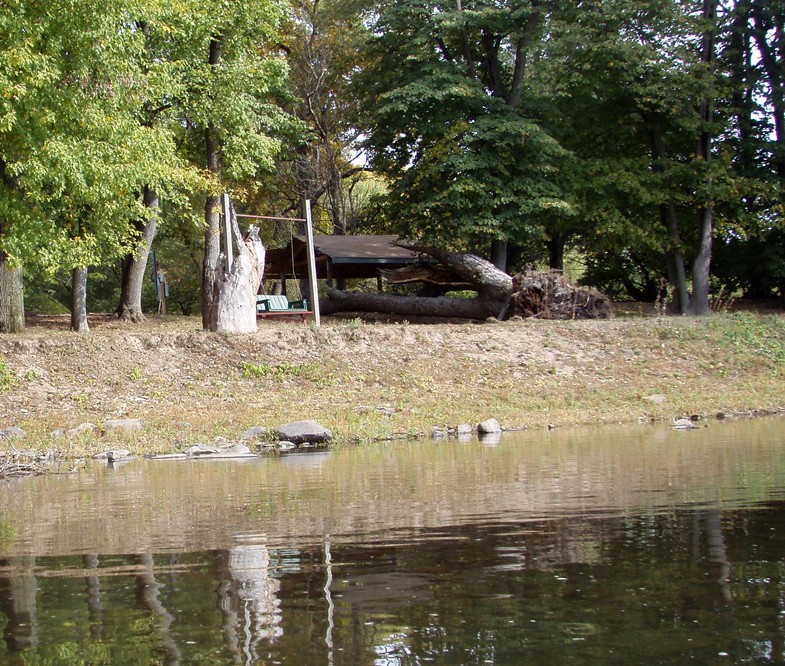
xmin=672 ymin=418 xmax=699 ymax=430
xmin=274 ymin=420 xmax=332 ymax=445
xmin=477 ymin=418 xmax=502 ymax=435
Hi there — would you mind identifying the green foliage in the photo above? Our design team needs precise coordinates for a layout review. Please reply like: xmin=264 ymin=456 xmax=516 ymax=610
xmin=713 ymin=228 xmax=785 ymax=299
xmin=357 ymin=0 xmax=572 ymax=254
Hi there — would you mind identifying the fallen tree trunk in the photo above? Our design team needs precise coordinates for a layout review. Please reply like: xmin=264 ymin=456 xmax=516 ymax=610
xmin=325 ymin=288 xmax=505 ymax=320
xmin=397 ymin=245 xmax=514 ymax=301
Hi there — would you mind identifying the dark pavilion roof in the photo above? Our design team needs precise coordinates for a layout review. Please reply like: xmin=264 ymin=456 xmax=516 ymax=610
xmin=264 ymin=235 xmax=423 ymax=280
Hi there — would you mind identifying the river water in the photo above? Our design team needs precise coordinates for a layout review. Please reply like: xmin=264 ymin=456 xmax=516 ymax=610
xmin=0 ymin=417 xmax=784 ymax=665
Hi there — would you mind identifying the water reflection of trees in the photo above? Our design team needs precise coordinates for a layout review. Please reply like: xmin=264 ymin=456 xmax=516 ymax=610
xmin=0 ymin=546 xmax=288 ymax=665
xmin=0 ymin=505 xmax=781 ymax=664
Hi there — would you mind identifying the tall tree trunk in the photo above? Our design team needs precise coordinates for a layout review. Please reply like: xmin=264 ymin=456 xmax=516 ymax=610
xmin=0 ymin=252 xmax=25 ymax=333
xmin=750 ymin=2 xmax=785 ymax=178
xmin=490 ymin=238 xmax=508 ymax=272
xmin=651 ymin=116 xmax=691 ymax=314
xmin=70 ymin=267 xmax=89 ymax=333
xmin=691 ymin=0 xmax=718 ymax=316
xmin=117 ymin=187 xmax=159 ymax=322
xmin=546 ymin=234 xmax=566 ymax=271
xmin=202 ymin=35 xmax=223 ymax=331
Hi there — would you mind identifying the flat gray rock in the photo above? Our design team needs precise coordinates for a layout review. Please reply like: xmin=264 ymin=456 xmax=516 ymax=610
xmin=274 ymin=420 xmax=332 ymax=445
xmin=184 ymin=444 xmax=221 ymax=456
xmin=146 ymin=453 xmax=187 ymax=460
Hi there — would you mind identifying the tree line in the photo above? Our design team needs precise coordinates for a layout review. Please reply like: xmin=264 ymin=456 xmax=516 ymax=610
xmin=1 ymin=0 xmax=783 ymax=332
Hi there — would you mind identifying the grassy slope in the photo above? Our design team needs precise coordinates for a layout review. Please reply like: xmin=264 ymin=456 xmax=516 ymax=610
xmin=0 ymin=311 xmax=783 ymax=457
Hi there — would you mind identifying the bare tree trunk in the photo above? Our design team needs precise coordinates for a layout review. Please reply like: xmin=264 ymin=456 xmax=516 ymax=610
xmin=546 ymin=234 xmax=566 ymax=271
xmin=0 ymin=252 xmax=25 ymax=333
xmin=117 ymin=187 xmax=159 ymax=322
xmin=202 ymin=35 xmax=223 ymax=331
xmin=652 ymin=116 xmax=691 ymax=315
xmin=691 ymin=0 xmax=717 ymax=316
xmin=70 ymin=267 xmax=89 ymax=333
xmin=213 ymin=209 xmax=266 ymax=334
xmin=490 ymin=238 xmax=508 ymax=272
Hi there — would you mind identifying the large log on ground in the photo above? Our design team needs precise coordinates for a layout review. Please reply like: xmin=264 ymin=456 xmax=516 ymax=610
xmin=325 ymin=288 xmax=505 ymax=320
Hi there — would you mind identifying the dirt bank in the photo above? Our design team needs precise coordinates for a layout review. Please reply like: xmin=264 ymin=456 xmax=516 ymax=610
xmin=1 ymin=310 xmax=783 ymax=455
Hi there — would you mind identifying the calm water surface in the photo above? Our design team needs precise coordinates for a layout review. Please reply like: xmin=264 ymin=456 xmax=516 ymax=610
xmin=1 ymin=417 xmax=784 ymax=665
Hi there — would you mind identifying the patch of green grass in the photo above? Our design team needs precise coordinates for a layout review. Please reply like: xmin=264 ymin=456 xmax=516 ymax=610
xmin=241 ymin=360 xmax=311 ymax=381
xmin=712 ymin=313 xmax=785 ymax=371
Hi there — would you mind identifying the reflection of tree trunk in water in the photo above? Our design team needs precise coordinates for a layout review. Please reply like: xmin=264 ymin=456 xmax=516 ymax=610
xmin=134 ymin=553 xmax=182 ymax=665
xmin=215 ymin=546 xmax=283 ymax=664
xmin=215 ymin=550 xmax=241 ymax=660
xmin=0 ymin=556 xmax=38 ymax=650
xmin=84 ymin=554 xmax=104 ymax=639
xmin=693 ymin=508 xmax=732 ymax=602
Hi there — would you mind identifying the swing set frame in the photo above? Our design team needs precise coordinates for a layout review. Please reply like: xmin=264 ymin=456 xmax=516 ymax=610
xmin=221 ymin=194 xmax=321 ymax=327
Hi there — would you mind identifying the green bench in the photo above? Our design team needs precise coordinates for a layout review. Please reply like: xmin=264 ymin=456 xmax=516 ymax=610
xmin=256 ymin=295 xmax=311 ymax=322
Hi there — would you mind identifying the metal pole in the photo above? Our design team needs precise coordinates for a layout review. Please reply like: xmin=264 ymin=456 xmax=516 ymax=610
xmin=304 ymin=199 xmax=321 ymax=326
xmin=221 ymin=193 xmax=233 ymax=272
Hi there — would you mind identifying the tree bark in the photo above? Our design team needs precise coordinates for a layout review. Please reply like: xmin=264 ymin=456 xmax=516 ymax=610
xmin=490 ymin=238 xmax=508 ymax=273
xmin=398 ymin=245 xmax=514 ymax=302
xmin=325 ymin=288 xmax=505 ymax=320
xmin=326 ymin=248 xmax=513 ymax=320
xmin=117 ymin=187 xmax=159 ymax=322
xmin=70 ymin=267 xmax=89 ymax=333
xmin=213 ymin=209 xmax=266 ymax=334
xmin=202 ymin=35 xmax=223 ymax=331
xmin=546 ymin=234 xmax=566 ymax=271
xmin=690 ymin=0 xmax=717 ymax=316
xmin=0 ymin=252 xmax=25 ymax=333
xmin=651 ymin=115 xmax=690 ymax=314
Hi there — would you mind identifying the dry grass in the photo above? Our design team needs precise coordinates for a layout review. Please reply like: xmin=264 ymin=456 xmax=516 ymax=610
xmin=0 ymin=309 xmax=783 ymax=457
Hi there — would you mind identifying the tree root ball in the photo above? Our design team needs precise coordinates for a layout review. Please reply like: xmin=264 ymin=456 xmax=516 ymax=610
xmin=509 ymin=270 xmax=611 ymax=320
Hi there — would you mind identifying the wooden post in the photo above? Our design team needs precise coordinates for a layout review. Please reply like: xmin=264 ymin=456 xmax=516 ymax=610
xmin=221 ymin=193 xmax=233 ymax=273
xmin=304 ymin=200 xmax=321 ymax=326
